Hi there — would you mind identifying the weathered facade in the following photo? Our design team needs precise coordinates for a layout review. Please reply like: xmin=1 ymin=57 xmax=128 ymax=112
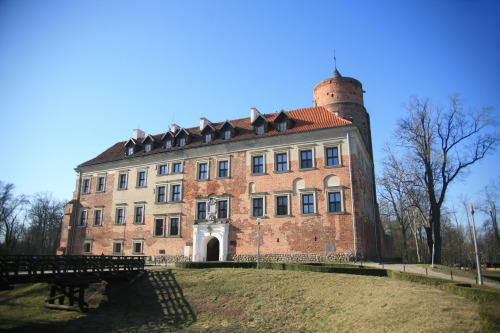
xmin=58 ymin=68 xmax=389 ymax=262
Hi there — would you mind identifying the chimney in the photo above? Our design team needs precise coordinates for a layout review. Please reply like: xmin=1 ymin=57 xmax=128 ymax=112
xmin=133 ymin=129 xmax=145 ymax=140
xmin=200 ymin=117 xmax=210 ymax=131
xmin=250 ymin=107 xmax=260 ymax=123
xmin=171 ymin=124 xmax=180 ymax=133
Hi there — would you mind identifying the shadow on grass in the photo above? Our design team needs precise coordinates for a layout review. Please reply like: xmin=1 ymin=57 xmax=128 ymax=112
xmin=4 ymin=269 xmax=196 ymax=332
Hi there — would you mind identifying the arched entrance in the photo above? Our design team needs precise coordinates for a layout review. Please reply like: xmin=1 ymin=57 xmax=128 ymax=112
xmin=206 ymin=237 xmax=220 ymax=261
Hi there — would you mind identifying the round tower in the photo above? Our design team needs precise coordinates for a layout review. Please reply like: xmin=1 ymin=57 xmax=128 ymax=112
xmin=313 ymin=68 xmax=373 ymax=157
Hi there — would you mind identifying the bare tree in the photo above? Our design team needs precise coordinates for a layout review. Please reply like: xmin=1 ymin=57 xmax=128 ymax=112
xmin=0 ymin=181 xmax=28 ymax=254
xmin=391 ymin=95 xmax=498 ymax=264
xmin=24 ymin=192 xmax=65 ymax=254
xmin=479 ymin=179 xmax=500 ymax=252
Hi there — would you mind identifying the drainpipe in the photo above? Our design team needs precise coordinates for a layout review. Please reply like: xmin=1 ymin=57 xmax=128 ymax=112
xmin=70 ymin=171 xmax=82 ymax=255
xmin=347 ymin=132 xmax=357 ymax=262
xmin=370 ymin=166 xmax=380 ymax=261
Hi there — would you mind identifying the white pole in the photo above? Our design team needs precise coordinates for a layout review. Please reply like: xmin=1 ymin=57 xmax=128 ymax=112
xmin=470 ymin=205 xmax=483 ymax=285
xmin=347 ymin=132 xmax=357 ymax=262
xmin=257 ymin=218 xmax=261 ymax=269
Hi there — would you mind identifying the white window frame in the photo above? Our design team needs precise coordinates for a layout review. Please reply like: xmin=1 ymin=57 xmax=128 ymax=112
xmin=156 ymin=185 xmax=167 ymax=203
xmin=196 ymin=160 xmax=210 ymax=181
xmin=325 ymin=186 xmax=345 ymax=214
xmin=158 ymin=164 xmax=168 ymax=175
xmin=273 ymin=148 xmax=291 ymax=173
xmin=112 ymin=239 xmax=124 ymax=255
xmin=83 ymin=239 xmax=93 ymax=254
xmin=117 ymin=172 xmax=128 ymax=190
xmin=216 ymin=156 xmax=231 ymax=179
xmin=250 ymin=151 xmax=266 ymax=175
xmin=82 ymin=178 xmax=91 ymax=194
xmin=274 ymin=191 xmax=292 ymax=217
xmin=93 ymin=207 xmax=103 ymax=226
xmin=168 ymin=215 xmax=181 ymax=236
xmin=133 ymin=204 xmax=145 ymax=224
xmin=78 ymin=208 xmax=88 ymax=226
xmin=170 ymin=182 xmax=183 ymax=202
xmin=171 ymin=161 xmax=183 ymax=174
xmin=217 ymin=198 xmax=229 ymax=220
xmin=153 ymin=216 xmax=165 ymax=237
xmin=96 ymin=176 xmax=106 ymax=192
xmin=132 ymin=239 xmax=144 ymax=254
xmin=324 ymin=144 xmax=342 ymax=167
xmin=136 ymin=170 xmax=148 ymax=188
xmin=250 ymin=194 xmax=266 ymax=218
xmin=115 ymin=206 xmax=126 ymax=225
xmin=298 ymin=145 xmax=317 ymax=170
xmin=196 ymin=201 xmax=208 ymax=221
xmin=299 ymin=189 xmax=317 ymax=215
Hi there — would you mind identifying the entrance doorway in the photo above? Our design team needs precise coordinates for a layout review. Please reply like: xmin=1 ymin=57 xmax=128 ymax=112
xmin=206 ymin=237 xmax=220 ymax=261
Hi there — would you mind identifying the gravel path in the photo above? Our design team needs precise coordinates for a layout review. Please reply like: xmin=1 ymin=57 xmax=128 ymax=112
xmin=356 ymin=262 xmax=500 ymax=289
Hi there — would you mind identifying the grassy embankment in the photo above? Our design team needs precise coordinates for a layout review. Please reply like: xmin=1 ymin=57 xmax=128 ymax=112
xmin=0 ymin=267 xmax=488 ymax=332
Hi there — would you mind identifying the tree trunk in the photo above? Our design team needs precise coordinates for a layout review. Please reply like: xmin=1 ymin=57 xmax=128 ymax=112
xmin=425 ymin=226 xmax=433 ymax=264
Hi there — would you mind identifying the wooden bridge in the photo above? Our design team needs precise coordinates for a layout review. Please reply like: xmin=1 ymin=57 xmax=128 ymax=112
xmin=0 ymin=255 xmax=146 ymax=311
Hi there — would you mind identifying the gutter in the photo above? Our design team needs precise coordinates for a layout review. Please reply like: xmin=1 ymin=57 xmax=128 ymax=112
xmin=347 ymin=132 xmax=358 ymax=262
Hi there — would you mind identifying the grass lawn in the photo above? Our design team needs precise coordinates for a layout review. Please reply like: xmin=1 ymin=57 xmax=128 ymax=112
xmin=0 ymin=267 xmax=485 ymax=332
xmin=418 ymin=264 xmax=500 ymax=284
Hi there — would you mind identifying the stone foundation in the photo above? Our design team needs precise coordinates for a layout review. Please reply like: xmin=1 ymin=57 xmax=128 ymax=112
xmin=228 ymin=252 xmax=359 ymax=263
xmin=148 ymin=255 xmax=191 ymax=263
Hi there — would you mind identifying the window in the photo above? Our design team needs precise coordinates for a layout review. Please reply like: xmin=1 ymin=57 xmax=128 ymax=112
xmin=218 ymin=200 xmax=228 ymax=219
xmin=83 ymin=179 xmax=91 ymax=194
xmin=159 ymin=165 xmax=168 ymax=175
xmin=326 ymin=147 xmax=339 ymax=166
xmin=94 ymin=209 xmax=103 ymax=226
xmin=127 ymin=147 xmax=133 ymax=156
xmin=79 ymin=210 xmax=87 ymax=226
xmin=252 ymin=156 xmax=264 ymax=174
xmin=169 ymin=217 xmax=179 ymax=236
xmin=278 ymin=122 xmax=287 ymax=132
xmin=83 ymin=241 xmax=92 ymax=253
xmin=132 ymin=240 xmax=143 ymax=254
xmin=276 ymin=153 xmax=287 ymax=171
xmin=137 ymin=171 xmax=146 ymax=187
xmin=198 ymin=163 xmax=208 ymax=180
xmin=302 ymin=194 xmax=315 ymax=214
xmin=118 ymin=174 xmax=127 ymax=189
xmin=165 ymin=140 xmax=172 ymax=149
xmin=134 ymin=206 xmax=144 ymax=224
xmin=157 ymin=186 xmax=166 ymax=202
xmin=252 ymin=198 xmax=264 ymax=217
xmin=218 ymin=160 xmax=228 ymax=178
xmin=154 ymin=218 xmax=164 ymax=236
xmin=223 ymin=130 xmax=231 ymax=140
xmin=171 ymin=184 xmax=181 ymax=201
xmin=276 ymin=196 xmax=288 ymax=216
xmin=113 ymin=241 xmax=123 ymax=254
xmin=300 ymin=150 xmax=313 ymax=169
xmin=145 ymin=144 xmax=151 ymax=152
xmin=256 ymin=125 xmax=264 ymax=135
xmin=328 ymin=192 xmax=342 ymax=213
xmin=116 ymin=208 xmax=125 ymax=225
xmin=197 ymin=202 xmax=207 ymax=220
xmin=204 ymin=133 xmax=212 ymax=143
xmin=178 ymin=137 xmax=186 ymax=147
xmin=97 ymin=177 xmax=105 ymax=192
xmin=173 ymin=163 xmax=182 ymax=173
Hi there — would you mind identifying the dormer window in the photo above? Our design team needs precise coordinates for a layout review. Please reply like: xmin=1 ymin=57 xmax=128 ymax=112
xmin=127 ymin=147 xmax=134 ymax=156
xmin=178 ymin=137 xmax=186 ymax=147
xmin=165 ymin=140 xmax=172 ymax=149
xmin=219 ymin=121 xmax=236 ymax=141
xmin=204 ymin=133 xmax=212 ymax=143
xmin=144 ymin=144 xmax=151 ymax=153
xmin=256 ymin=125 xmax=264 ymax=135
xmin=273 ymin=110 xmax=293 ymax=133
xmin=223 ymin=130 xmax=231 ymax=140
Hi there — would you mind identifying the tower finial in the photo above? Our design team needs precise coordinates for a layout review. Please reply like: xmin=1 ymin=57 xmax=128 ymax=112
xmin=334 ymin=50 xmax=337 ymax=70
xmin=332 ymin=50 xmax=342 ymax=78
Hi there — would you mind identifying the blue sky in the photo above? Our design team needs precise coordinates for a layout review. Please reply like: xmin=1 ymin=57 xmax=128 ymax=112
xmin=0 ymin=0 xmax=499 ymax=219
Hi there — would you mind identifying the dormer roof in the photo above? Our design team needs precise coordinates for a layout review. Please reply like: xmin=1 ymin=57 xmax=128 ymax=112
xmin=273 ymin=110 xmax=292 ymax=122
xmin=219 ymin=121 xmax=235 ymax=131
xmin=200 ymin=123 xmax=216 ymax=134
xmin=251 ymin=114 xmax=269 ymax=125
xmin=161 ymin=131 xmax=176 ymax=141
xmin=143 ymin=135 xmax=160 ymax=145
xmin=175 ymin=128 xmax=191 ymax=138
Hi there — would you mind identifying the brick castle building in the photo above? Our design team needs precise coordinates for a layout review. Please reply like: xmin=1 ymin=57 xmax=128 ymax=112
xmin=58 ymin=68 xmax=388 ymax=262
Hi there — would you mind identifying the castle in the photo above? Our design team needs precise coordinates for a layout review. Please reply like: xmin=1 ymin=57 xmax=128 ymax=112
xmin=58 ymin=67 xmax=388 ymax=262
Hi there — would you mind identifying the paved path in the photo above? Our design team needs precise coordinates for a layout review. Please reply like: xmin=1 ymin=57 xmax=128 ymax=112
xmin=355 ymin=262 xmax=500 ymax=290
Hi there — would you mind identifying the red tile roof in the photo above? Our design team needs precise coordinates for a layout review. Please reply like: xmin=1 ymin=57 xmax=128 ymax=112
xmin=79 ymin=106 xmax=352 ymax=167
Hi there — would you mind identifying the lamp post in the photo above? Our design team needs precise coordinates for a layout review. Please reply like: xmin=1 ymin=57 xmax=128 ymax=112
xmin=470 ymin=205 xmax=483 ymax=285
xmin=257 ymin=218 xmax=261 ymax=269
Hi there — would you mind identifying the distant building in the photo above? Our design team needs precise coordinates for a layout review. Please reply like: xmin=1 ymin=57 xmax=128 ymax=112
xmin=58 ymin=67 xmax=389 ymax=262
